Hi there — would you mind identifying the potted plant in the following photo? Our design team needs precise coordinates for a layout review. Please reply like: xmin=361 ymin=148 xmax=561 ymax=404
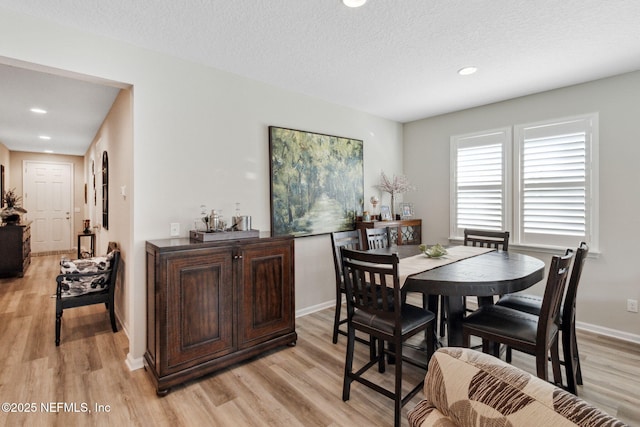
xmin=1 ymin=188 xmax=27 ymax=225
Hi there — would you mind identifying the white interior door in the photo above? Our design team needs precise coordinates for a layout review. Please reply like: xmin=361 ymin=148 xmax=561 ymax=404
xmin=23 ymin=161 xmax=73 ymax=253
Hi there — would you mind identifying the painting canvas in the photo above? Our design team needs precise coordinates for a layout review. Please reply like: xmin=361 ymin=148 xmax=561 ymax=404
xmin=269 ymin=126 xmax=363 ymax=237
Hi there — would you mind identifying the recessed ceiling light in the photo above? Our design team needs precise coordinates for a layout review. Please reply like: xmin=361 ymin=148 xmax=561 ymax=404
xmin=39 ymin=135 xmax=51 ymax=140
xmin=343 ymin=0 xmax=367 ymax=7
xmin=458 ymin=66 xmax=478 ymax=76
xmin=30 ymin=107 xmax=47 ymax=114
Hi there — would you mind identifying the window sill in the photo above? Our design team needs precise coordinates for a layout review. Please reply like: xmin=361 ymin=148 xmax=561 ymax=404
xmin=448 ymin=238 xmax=600 ymax=258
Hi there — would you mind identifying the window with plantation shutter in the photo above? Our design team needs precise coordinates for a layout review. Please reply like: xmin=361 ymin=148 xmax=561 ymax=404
xmin=450 ymin=128 xmax=511 ymax=237
xmin=514 ymin=115 xmax=596 ymax=248
xmin=450 ymin=114 xmax=598 ymax=251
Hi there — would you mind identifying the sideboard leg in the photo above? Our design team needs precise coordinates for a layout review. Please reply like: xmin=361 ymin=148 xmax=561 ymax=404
xmin=156 ymin=388 xmax=170 ymax=397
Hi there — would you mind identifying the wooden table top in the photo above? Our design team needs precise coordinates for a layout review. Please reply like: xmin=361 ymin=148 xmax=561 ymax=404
xmin=403 ymin=250 xmax=545 ymax=297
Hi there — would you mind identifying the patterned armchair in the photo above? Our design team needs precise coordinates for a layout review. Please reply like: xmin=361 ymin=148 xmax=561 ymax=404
xmin=55 ymin=242 xmax=120 ymax=346
xmin=408 ymin=347 xmax=625 ymax=427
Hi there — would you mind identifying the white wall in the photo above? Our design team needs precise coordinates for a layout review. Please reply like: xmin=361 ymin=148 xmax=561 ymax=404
xmin=404 ymin=71 xmax=640 ymax=342
xmin=0 ymin=8 xmax=404 ymax=366
xmin=0 ymin=143 xmax=9 ymax=191
xmin=84 ymin=88 xmax=133 ymax=336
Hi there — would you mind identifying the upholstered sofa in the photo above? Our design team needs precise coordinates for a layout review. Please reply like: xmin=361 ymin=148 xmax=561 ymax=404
xmin=407 ymin=347 xmax=626 ymax=427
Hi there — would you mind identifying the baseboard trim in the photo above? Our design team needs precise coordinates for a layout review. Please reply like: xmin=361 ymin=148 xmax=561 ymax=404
xmin=295 ymin=300 xmax=335 ymax=318
xmin=126 ymin=354 xmax=145 ymax=371
xmin=32 ymin=250 xmax=74 ymax=257
xmin=113 ymin=311 xmax=146 ymax=371
xmin=576 ymin=321 xmax=640 ymax=345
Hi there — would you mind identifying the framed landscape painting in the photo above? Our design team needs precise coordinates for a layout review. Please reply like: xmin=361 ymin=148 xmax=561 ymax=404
xmin=269 ymin=126 xmax=363 ymax=237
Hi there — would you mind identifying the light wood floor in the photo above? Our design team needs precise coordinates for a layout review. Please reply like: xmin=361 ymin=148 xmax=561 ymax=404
xmin=1 ymin=254 xmax=638 ymax=426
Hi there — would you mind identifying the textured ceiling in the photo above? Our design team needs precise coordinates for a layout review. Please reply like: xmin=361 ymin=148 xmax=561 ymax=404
xmin=1 ymin=0 xmax=640 ymax=154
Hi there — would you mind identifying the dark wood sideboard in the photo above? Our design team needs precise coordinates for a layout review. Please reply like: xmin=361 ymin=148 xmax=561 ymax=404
xmin=0 ymin=222 xmax=31 ymax=277
xmin=144 ymin=235 xmax=296 ymax=395
xmin=356 ymin=218 xmax=422 ymax=249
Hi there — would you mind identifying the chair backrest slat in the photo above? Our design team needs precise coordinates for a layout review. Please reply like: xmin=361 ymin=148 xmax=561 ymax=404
xmin=464 ymin=229 xmax=510 ymax=251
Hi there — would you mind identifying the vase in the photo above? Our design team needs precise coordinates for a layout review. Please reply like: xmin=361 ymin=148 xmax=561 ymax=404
xmin=390 ymin=194 xmax=396 ymax=220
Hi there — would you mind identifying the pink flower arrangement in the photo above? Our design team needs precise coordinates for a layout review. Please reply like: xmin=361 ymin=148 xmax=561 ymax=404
xmin=376 ymin=171 xmax=415 ymax=197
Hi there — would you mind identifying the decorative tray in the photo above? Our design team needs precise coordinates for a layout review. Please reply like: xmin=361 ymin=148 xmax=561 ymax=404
xmin=189 ymin=229 xmax=259 ymax=242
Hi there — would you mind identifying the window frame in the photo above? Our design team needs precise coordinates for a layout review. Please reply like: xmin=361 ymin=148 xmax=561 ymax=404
xmin=450 ymin=127 xmax=512 ymax=238
xmin=450 ymin=113 xmax=599 ymax=252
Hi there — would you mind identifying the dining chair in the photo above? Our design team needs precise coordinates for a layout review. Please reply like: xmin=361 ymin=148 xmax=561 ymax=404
xmin=496 ymin=242 xmax=589 ymax=394
xmin=462 ymin=249 xmax=574 ymax=385
xmin=438 ymin=229 xmax=511 ymax=337
xmin=463 ymin=228 xmax=510 ymax=251
xmin=365 ymin=227 xmax=391 ymax=250
xmin=340 ymin=247 xmax=435 ymax=427
xmin=330 ymin=230 xmax=364 ymax=344
xmin=55 ymin=242 xmax=120 ymax=346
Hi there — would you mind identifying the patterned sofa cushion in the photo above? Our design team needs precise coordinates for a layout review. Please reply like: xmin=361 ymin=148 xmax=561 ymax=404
xmin=408 ymin=347 xmax=626 ymax=427
xmin=59 ymin=251 xmax=115 ymax=298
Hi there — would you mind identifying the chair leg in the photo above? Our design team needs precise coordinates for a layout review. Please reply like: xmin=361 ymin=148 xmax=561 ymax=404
xmin=109 ymin=300 xmax=118 ymax=333
xmin=563 ymin=322 xmax=580 ymax=394
xmin=438 ymin=296 xmax=446 ymax=337
xmin=333 ymin=294 xmax=342 ymax=344
xmin=393 ymin=337 xmax=403 ymax=427
xmin=506 ymin=346 xmax=512 ymax=363
xmin=369 ymin=336 xmax=376 ymax=361
xmin=572 ymin=322 xmax=583 ymax=385
xmin=378 ymin=338 xmax=386 ymax=373
xmin=55 ymin=309 xmax=62 ymax=346
xmin=426 ymin=322 xmax=435 ymax=360
xmin=481 ymin=339 xmax=490 ymax=354
xmin=462 ymin=330 xmax=470 ymax=348
xmin=342 ymin=326 xmax=355 ymax=401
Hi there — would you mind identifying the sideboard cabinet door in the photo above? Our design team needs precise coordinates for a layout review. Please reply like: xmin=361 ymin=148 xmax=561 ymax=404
xmin=164 ymin=248 xmax=234 ymax=373
xmin=237 ymin=239 xmax=294 ymax=349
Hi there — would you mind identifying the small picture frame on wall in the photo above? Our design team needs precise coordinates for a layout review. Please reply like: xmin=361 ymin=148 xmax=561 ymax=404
xmin=380 ymin=205 xmax=392 ymax=221
xmin=0 ymin=164 xmax=4 ymax=208
xmin=401 ymin=203 xmax=413 ymax=219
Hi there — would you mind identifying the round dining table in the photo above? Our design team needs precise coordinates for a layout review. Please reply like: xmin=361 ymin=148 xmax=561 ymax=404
xmin=401 ymin=249 xmax=545 ymax=346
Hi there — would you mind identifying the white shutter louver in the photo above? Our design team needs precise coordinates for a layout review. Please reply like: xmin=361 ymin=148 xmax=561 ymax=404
xmin=522 ymin=133 xmax=586 ymax=236
xmin=457 ymin=143 xmax=503 ymax=230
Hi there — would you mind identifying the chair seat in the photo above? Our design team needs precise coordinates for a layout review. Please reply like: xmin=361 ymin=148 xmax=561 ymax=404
xmin=353 ymin=303 xmax=435 ymax=336
xmin=496 ymin=293 xmax=566 ymax=324
xmin=59 ymin=253 xmax=114 ymax=298
xmin=495 ymin=293 xmax=542 ymax=316
xmin=463 ymin=305 xmax=557 ymax=346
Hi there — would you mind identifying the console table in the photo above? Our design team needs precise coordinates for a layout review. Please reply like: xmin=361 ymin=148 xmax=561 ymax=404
xmin=356 ymin=218 xmax=422 ymax=249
